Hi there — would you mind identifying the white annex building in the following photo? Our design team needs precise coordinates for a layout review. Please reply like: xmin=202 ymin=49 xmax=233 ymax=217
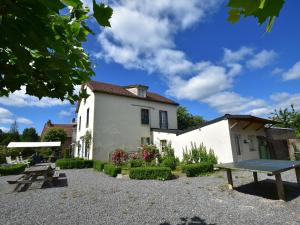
xmin=75 ymin=80 xmax=278 ymax=163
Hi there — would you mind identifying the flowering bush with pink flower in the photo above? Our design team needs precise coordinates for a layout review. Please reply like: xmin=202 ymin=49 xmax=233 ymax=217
xmin=141 ymin=145 xmax=159 ymax=162
xmin=111 ymin=149 xmax=128 ymax=166
xmin=128 ymin=151 xmax=140 ymax=160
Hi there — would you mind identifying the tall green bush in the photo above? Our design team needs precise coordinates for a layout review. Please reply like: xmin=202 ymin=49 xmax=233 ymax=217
xmin=104 ymin=164 xmax=121 ymax=177
xmin=129 ymin=167 xmax=172 ymax=180
xmin=56 ymin=159 xmax=93 ymax=169
xmin=93 ymin=160 xmax=106 ymax=171
xmin=0 ymin=164 xmax=27 ymax=176
xmin=182 ymin=142 xmax=217 ymax=164
xmin=128 ymin=159 xmax=144 ymax=168
xmin=182 ymin=162 xmax=214 ymax=177
xmin=161 ymin=157 xmax=177 ymax=170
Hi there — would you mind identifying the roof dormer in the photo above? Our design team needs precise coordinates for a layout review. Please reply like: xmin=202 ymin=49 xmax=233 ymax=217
xmin=125 ymin=85 xmax=148 ymax=98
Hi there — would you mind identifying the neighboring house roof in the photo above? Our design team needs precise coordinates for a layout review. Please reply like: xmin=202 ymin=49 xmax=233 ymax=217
xmin=86 ymin=80 xmax=179 ymax=106
xmin=41 ymin=120 xmax=74 ymax=138
xmin=178 ymin=114 xmax=279 ymax=135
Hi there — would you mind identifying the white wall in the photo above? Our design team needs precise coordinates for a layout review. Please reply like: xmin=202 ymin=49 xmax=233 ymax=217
xmin=91 ymin=92 xmax=178 ymax=161
xmin=153 ymin=120 xmax=234 ymax=164
xmin=75 ymin=87 xmax=95 ymax=159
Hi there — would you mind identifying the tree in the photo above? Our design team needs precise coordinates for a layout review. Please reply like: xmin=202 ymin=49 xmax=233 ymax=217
xmin=0 ymin=0 xmax=113 ymax=103
xmin=43 ymin=128 xmax=67 ymax=144
xmin=271 ymin=105 xmax=300 ymax=138
xmin=21 ymin=128 xmax=39 ymax=142
xmin=227 ymin=0 xmax=286 ymax=32
xmin=177 ymin=106 xmax=205 ymax=130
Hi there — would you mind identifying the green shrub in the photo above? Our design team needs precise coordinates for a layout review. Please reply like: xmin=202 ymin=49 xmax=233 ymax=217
xmin=104 ymin=164 xmax=121 ymax=177
xmin=93 ymin=160 xmax=106 ymax=171
xmin=129 ymin=167 xmax=172 ymax=180
xmin=182 ymin=162 xmax=214 ymax=177
xmin=55 ymin=159 xmax=93 ymax=169
xmin=128 ymin=159 xmax=144 ymax=168
xmin=161 ymin=157 xmax=177 ymax=170
xmin=0 ymin=164 xmax=27 ymax=176
xmin=182 ymin=142 xmax=218 ymax=164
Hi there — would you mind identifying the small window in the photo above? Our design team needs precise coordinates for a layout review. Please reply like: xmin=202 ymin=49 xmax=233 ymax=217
xmin=160 ymin=140 xmax=167 ymax=152
xmin=86 ymin=108 xmax=89 ymax=128
xmin=235 ymin=135 xmax=241 ymax=155
xmin=141 ymin=137 xmax=150 ymax=145
xmin=79 ymin=116 xmax=81 ymax=131
xmin=248 ymin=135 xmax=256 ymax=151
xmin=159 ymin=111 xmax=168 ymax=129
xmin=141 ymin=108 xmax=149 ymax=124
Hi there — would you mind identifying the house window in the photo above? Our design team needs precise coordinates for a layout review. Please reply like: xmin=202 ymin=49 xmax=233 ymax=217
xmin=141 ymin=108 xmax=149 ymax=124
xmin=79 ymin=116 xmax=81 ymax=131
xmin=159 ymin=111 xmax=168 ymax=129
xmin=235 ymin=135 xmax=241 ymax=155
xmin=138 ymin=88 xmax=146 ymax=97
xmin=86 ymin=108 xmax=89 ymax=128
xmin=248 ymin=135 xmax=256 ymax=151
xmin=141 ymin=137 xmax=150 ymax=145
xmin=160 ymin=140 xmax=167 ymax=152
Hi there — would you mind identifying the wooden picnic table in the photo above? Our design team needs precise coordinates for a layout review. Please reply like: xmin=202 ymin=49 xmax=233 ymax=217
xmin=8 ymin=163 xmax=59 ymax=191
xmin=215 ymin=159 xmax=300 ymax=201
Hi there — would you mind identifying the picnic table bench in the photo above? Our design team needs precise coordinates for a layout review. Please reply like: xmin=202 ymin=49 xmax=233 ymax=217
xmin=215 ymin=159 xmax=300 ymax=200
xmin=7 ymin=163 xmax=60 ymax=191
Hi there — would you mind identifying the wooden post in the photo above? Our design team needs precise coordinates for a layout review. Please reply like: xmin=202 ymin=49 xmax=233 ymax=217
xmin=295 ymin=167 xmax=300 ymax=187
xmin=253 ymin=172 xmax=258 ymax=183
xmin=226 ymin=169 xmax=233 ymax=190
xmin=275 ymin=173 xmax=286 ymax=201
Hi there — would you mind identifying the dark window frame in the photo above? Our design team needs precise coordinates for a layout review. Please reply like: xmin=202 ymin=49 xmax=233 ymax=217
xmin=86 ymin=108 xmax=90 ymax=128
xmin=141 ymin=108 xmax=150 ymax=125
xmin=79 ymin=116 xmax=81 ymax=131
xmin=159 ymin=110 xmax=168 ymax=129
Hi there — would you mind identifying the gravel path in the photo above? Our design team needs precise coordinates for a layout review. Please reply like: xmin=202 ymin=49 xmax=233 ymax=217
xmin=1 ymin=169 xmax=300 ymax=225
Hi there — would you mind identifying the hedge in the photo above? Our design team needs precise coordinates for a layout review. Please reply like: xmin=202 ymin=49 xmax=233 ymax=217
xmin=161 ymin=157 xmax=177 ymax=170
xmin=0 ymin=164 xmax=27 ymax=176
xmin=182 ymin=162 xmax=214 ymax=177
xmin=128 ymin=159 xmax=144 ymax=168
xmin=93 ymin=160 xmax=106 ymax=171
xmin=56 ymin=159 xmax=93 ymax=169
xmin=104 ymin=164 xmax=121 ymax=177
xmin=129 ymin=167 xmax=172 ymax=180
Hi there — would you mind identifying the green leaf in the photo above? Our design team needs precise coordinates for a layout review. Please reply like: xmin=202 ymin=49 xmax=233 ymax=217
xmin=93 ymin=0 xmax=113 ymax=27
xmin=227 ymin=9 xmax=241 ymax=23
xmin=61 ymin=0 xmax=82 ymax=8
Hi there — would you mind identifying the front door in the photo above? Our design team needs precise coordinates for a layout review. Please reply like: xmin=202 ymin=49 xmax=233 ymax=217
xmin=257 ymin=136 xmax=270 ymax=159
xmin=234 ymin=134 xmax=243 ymax=161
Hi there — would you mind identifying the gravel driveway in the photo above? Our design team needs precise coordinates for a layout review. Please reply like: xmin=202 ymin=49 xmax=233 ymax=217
xmin=1 ymin=169 xmax=300 ymax=225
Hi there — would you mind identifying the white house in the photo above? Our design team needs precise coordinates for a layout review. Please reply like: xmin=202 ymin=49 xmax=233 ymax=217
xmin=75 ymin=80 xmax=178 ymax=160
xmin=74 ymin=80 xmax=278 ymax=163
xmin=153 ymin=115 xmax=278 ymax=164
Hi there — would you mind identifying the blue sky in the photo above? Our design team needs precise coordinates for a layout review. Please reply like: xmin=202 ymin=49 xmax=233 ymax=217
xmin=1 ymin=0 xmax=300 ymax=134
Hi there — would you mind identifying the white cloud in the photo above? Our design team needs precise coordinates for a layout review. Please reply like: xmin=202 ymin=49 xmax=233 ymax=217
xmin=247 ymin=50 xmax=277 ymax=69
xmin=203 ymin=92 xmax=268 ymax=115
xmin=166 ymin=64 xmax=232 ymax=100
xmin=222 ymin=46 xmax=254 ymax=64
xmin=0 ymin=127 xmax=9 ymax=132
xmin=96 ymin=0 xmax=223 ymax=75
xmin=282 ymin=61 xmax=300 ymax=80
xmin=0 ymin=107 xmax=12 ymax=118
xmin=271 ymin=67 xmax=284 ymax=75
xmin=0 ymin=106 xmax=33 ymax=128
xmin=0 ymin=86 xmax=69 ymax=108
xmin=270 ymin=92 xmax=300 ymax=111
xmin=58 ymin=106 xmax=76 ymax=118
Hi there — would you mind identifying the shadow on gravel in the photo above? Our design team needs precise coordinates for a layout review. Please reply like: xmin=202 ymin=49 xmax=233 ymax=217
xmin=159 ymin=216 xmax=216 ymax=225
xmin=235 ymin=179 xmax=300 ymax=201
